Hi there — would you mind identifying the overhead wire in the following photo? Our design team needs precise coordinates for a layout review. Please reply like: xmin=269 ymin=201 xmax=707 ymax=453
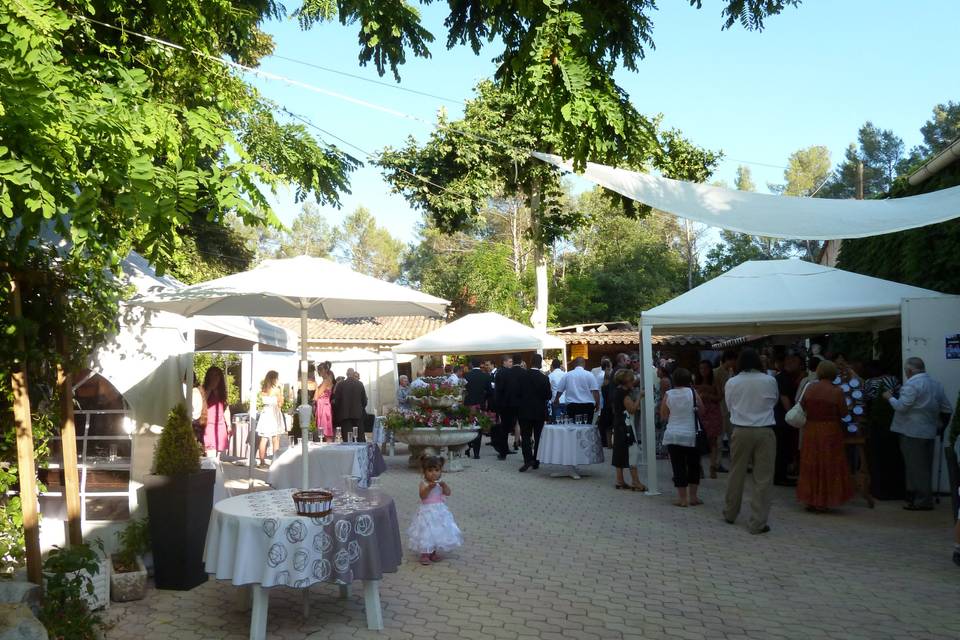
xmin=268 ymin=54 xmax=467 ymax=106
xmin=72 ymin=12 xmax=807 ymax=200
xmin=73 ymin=14 xmax=527 ymax=155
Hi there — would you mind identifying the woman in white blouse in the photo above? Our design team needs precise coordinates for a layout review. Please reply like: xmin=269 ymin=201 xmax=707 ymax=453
xmin=660 ymin=367 xmax=705 ymax=507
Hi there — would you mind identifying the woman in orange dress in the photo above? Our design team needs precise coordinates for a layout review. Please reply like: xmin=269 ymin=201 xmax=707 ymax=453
xmin=797 ymin=360 xmax=854 ymax=512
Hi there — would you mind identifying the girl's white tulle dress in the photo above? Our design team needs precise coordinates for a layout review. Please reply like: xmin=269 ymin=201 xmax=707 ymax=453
xmin=407 ymin=483 xmax=463 ymax=554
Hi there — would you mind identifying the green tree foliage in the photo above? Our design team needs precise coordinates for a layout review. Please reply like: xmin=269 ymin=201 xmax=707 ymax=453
xmin=735 ymin=165 xmax=756 ymax=192
xmin=403 ymin=204 xmax=535 ymax=320
xmin=771 ymin=145 xmax=832 ymax=196
xmin=380 ymin=81 xmax=718 ymax=328
xmin=552 ymin=189 xmax=686 ymax=325
xmin=820 ymin=122 xmax=904 ymax=198
xmin=898 ymin=101 xmax=960 ymax=173
xmin=0 ymin=0 xmax=356 ymax=561
xmin=919 ymin=101 xmax=960 ymax=154
xmin=272 ymin=202 xmax=337 ymax=259
xmin=194 ymin=353 xmax=242 ymax=410
xmin=298 ymin=0 xmax=798 ymax=169
xmin=335 ymin=207 xmax=405 ymax=281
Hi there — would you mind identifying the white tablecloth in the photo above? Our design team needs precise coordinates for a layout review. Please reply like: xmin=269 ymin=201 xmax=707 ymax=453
xmin=538 ymin=424 xmax=604 ymax=466
xmin=267 ymin=443 xmax=385 ymax=490
xmin=201 ymin=457 xmax=229 ymax=504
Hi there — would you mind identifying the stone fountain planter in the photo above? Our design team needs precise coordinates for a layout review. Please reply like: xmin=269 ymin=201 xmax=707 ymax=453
xmin=393 ymin=427 xmax=479 ymax=471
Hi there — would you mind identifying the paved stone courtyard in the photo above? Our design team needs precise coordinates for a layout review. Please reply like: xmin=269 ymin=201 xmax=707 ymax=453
xmin=106 ymin=446 xmax=958 ymax=640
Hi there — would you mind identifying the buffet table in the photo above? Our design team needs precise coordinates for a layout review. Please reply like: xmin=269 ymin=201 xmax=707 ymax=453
xmin=204 ymin=488 xmax=402 ymax=639
xmin=268 ymin=442 xmax=386 ymax=490
xmin=538 ymin=423 xmax=604 ymax=479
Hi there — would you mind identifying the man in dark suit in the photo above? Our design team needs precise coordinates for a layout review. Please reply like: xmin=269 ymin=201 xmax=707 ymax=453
xmin=463 ymin=357 xmax=493 ymax=459
xmin=493 ymin=354 xmax=523 ymax=460
xmin=518 ymin=353 xmax=552 ymax=472
xmin=332 ymin=367 xmax=367 ymax=442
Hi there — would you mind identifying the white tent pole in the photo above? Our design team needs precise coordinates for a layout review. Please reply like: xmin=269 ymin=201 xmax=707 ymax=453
xmin=248 ymin=344 xmax=259 ymax=490
xmin=300 ymin=309 xmax=310 ymax=490
xmin=185 ymin=327 xmax=195 ymax=404
xmin=641 ymin=324 xmax=660 ymax=495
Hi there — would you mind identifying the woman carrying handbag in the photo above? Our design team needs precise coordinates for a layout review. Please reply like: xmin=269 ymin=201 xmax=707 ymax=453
xmin=660 ymin=368 xmax=706 ymax=507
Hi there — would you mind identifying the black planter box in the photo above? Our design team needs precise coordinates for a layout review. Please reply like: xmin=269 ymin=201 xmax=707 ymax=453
xmin=145 ymin=468 xmax=215 ymax=590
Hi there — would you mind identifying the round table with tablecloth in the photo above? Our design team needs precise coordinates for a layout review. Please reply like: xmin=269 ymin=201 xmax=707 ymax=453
xmin=204 ymin=487 xmax=402 ymax=639
xmin=267 ymin=442 xmax=386 ymax=490
xmin=538 ymin=423 xmax=604 ymax=478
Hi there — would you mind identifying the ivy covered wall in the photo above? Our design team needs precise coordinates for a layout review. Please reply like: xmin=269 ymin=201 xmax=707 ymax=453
xmin=837 ymin=160 xmax=960 ymax=295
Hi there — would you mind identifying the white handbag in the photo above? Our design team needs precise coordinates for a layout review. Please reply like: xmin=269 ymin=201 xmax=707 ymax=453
xmin=785 ymin=384 xmax=808 ymax=429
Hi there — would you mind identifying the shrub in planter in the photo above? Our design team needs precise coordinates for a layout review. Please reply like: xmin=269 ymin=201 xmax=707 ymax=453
xmin=110 ymin=519 xmax=150 ymax=602
xmin=145 ymin=404 xmax=215 ymax=591
xmin=39 ymin=543 xmax=104 ymax=640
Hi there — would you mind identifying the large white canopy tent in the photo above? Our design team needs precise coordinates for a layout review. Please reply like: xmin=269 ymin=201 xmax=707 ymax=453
xmin=392 ymin=312 xmax=566 ymax=358
xmin=532 ymin=152 xmax=960 ymax=239
xmin=636 ymin=260 xmax=951 ymax=493
xmin=135 ymin=255 xmax=448 ymax=490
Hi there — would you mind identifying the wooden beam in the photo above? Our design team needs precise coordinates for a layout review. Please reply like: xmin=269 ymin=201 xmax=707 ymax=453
xmin=10 ymin=279 xmax=42 ymax=584
xmin=55 ymin=328 xmax=83 ymax=545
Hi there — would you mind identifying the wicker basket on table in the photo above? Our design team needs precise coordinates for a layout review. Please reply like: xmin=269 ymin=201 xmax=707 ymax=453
xmin=292 ymin=489 xmax=334 ymax=517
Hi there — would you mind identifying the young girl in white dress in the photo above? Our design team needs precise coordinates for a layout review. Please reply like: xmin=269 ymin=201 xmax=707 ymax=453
xmin=407 ymin=455 xmax=463 ymax=565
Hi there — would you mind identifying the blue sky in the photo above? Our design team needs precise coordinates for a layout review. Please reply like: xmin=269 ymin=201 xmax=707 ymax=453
xmin=249 ymin=1 xmax=960 ymax=245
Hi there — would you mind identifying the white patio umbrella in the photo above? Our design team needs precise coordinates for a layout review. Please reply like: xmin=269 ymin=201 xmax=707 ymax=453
xmin=134 ymin=255 xmax=448 ymax=489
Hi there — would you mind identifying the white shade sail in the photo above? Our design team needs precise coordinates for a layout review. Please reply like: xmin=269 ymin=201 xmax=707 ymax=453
xmin=393 ymin=312 xmax=565 ymax=355
xmin=134 ymin=255 xmax=449 ymax=320
xmin=641 ymin=259 xmax=945 ymax=335
xmin=532 ymin=152 xmax=960 ymax=240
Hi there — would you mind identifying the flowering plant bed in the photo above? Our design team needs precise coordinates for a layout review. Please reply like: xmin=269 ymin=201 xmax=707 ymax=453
xmin=384 ymin=405 xmax=489 ymax=431
xmin=408 ymin=382 xmax=461 ymax=398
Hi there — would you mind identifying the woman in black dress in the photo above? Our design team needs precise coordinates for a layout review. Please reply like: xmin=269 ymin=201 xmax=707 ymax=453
xmin=612 ymin=368 xmax=646 ymax=492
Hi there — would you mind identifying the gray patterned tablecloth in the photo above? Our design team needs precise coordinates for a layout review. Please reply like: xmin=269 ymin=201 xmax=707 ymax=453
xmin=204 ymin=488 xmax=402 ymax=588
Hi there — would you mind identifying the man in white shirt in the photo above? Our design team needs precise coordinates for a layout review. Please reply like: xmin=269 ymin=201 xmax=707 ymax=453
xmin=722 ymin=348 xmax=779 ymax=535
xmin=547 ymin=359 xmax=566 ymax=422
xmin=883 ymin=357 xmax=952 ymax=511
xmin=555 ymin=357 xmax=600 ymax=423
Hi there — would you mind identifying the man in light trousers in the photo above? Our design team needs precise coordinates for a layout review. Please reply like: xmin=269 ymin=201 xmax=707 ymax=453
xmin=722 ymin=348 xmax=779 ymax=534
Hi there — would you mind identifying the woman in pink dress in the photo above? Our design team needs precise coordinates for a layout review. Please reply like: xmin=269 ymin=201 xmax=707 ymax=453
xmin=315 ymin=369 xmax=334 ymax=441
xmin=201 ymin=366 xmax=231 ymax=459
xmin=694 ymin=360 xmax=724 ymax=478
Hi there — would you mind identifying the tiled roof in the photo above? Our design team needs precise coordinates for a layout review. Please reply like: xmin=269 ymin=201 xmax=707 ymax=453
xmin=550 ymin=329 xmax=731 ymax=347
xmin=551 ymin=330 xmax=639 ymax=345
xmin=267 ymin=316 xmax=445 ymax=343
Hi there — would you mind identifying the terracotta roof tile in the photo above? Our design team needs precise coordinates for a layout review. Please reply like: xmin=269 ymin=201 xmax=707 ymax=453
xmin=267 ymin=316 xmax=445 ymax=343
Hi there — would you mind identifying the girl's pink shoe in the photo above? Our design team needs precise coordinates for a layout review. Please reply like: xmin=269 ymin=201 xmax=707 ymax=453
xmin=429 ymin=551 xmax=442 ymax=562
xmin=419 ymin=553 xmax=431 ymax=565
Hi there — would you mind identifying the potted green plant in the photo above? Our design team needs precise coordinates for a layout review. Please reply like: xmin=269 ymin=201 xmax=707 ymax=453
xmin=39 ymin=542 xmax=106 ymax=639
xmin=144 ymin=404 xmax=214 ymax=590
xmin=110 ymin=518 xmax=149 ymax=602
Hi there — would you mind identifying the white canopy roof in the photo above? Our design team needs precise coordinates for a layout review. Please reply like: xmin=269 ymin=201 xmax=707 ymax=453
xmin=641 ymin=260 xmax=945 ymax=335
xmin=392 ymin=312 xmax=565 ymax=355
xmin=533 ymin=152 xmax=960 ymax=240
